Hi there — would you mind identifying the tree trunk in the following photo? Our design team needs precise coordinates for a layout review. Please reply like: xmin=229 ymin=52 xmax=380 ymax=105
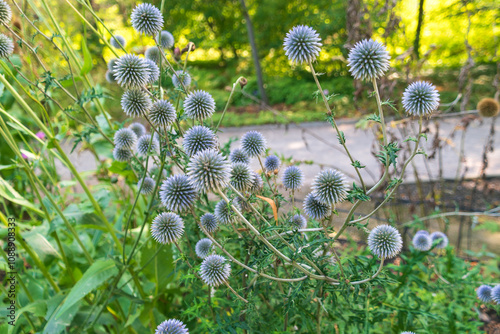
xmin=414 ymin=0 xmax=425 ymax=60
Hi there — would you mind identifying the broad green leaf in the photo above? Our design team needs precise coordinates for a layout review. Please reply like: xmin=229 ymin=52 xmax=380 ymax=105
xmin=44 ymin=294 xmax=80 ymax=334
xmin=140 ymin=242 xmax=174 ymax=290
xmin=0 ymin=176 xmax=43 ymax=215
xmin=17 ymin=300 xmax=47 ymax=318
xmin=24 ymin=232 xmax=62 ymax=261
xmin=80 ymin=37 xmax=93 ymax=75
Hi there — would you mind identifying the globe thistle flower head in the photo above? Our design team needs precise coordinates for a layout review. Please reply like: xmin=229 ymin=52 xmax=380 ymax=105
xmin=200 ymin=254 xmax=231 ymax=287
xmin=145 ymin=46 xmax=161 ymax=64
xmin=400 ymin=332 xmax=415 ymax=334
xmin=415 ymin=230 xmax=429 ymax=236
xmin=477 ymin=98 xmax=500 ymax=118
xmin=110 ymin=35 xmax=126 ymax=48
xmin=402 ymin=81 xmax=440 ymax=116
xmin=114 ymin=128 xmax=137 ymax=149
xmin=229 ymin=148 xmax=250 ymax=165
xmin=249 ymin=172 xmax=263 ymax=193
xmin=264 ymin=155 xmax=280 ymax=172
xmin=138 ymin=177 xmax=155 ymax=195
xmin=155 ymin=319 xmax=189 ymax=334
xmin=241 ymin=131 xmax=266 ymax=157
xmin=187 ymin=149 xmax=230 ymax=193
xmin=283 ymin=25 xmax=322 ymax=64
xmin=303 ymin=193 xmax=331 ymax=220
xmin=282 ymin=166 xmax=304 ymax=190
xmin=151 ymin=212 xmax=184 ymax=244
xmin=159 ymin=174 xmax=196 ymax=212
xmin=128 ymin=122 xmax=146 ymax=137
xmin=113 ymin=54 xmax=150 ymax=88
xmin=195 ymin=238 xmax=213 ymax=259
xmin=172 ymin=70 xmax=191 ymax=88
xmin=491 ymin=285 xmax=500 ymax=304
xmin=107 ymin=58 xmax=118 ymax=72
xmin=214 ymin=199 xmax=241 ymax=225
xmin=200 ymin=213 xmax=218 ymax=233
xmin=183 ymin=126 xmax=217 ymax=156
xmin=290 ymin=214 xmax=307 ymax=230
xmin=113 ymin=146 xmax=133 ymax=162
xmin=477 ymin=285 xmax=492 ymax=303
xmin=230 ymin=162 xmax=253 ymax=192
xmin=136 ymin=134 xmax=160 ymax=156
xmin=430 ymin=231 xmax=448 ymax=249
xmin=0 ymin=0 xmax=12 ymax=25
xmin=121 ymin=89 xmax=152 ymax=117
xmin=368 ymin=224 xmax=403 ymax=259
xmin=106 ymin=71 xmax=116 ymax=84
xmin=150 ymin=100 xmax=177 ymax=128
xmin=183 ymin=90 xmax=216 ymax=121
xmin=0 ymin=34 xmax=14 ymax=59
xmin=311 ymin=169 xmax=348 ymax=205
xmin=347 ymin=39 xmax=390 ymax=80
xmin=157 ymin=30 xmax=175 ymax=49
xmin=131 ymin=3 xmax=163 ymax=36
xmin=412 ymin=232 xmax=432 ymax=251
xmin=145 ymin=59 xmax=160 ymax=84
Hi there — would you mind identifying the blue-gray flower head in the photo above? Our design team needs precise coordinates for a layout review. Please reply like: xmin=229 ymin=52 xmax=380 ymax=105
xmin=155 ymin=319 xmax=189 ymax=334
xmin=145 ymin=46 xmax=161 ymax=63
xmin=492 ymin=285 xmax=500 ymax=304
xmin=303 ymin=193 xmax=331 ymax=220
xmin=151 ymin=212 xmax=184 ymax=244
xmin=106 ymin=71 xmax=116 ymax=84
xmin=347 ymin=39 xmax=390 ymax=81
xmin=114 ymin=128 xmax=137 ymax=149
xmin=145 ymin=59 xmax=160 ymax=84
xmin=113 ymin=54 xmax=150 ymax=88
xmin=0 ymin=34 xmax=14 ymax=58
xmin=249 ymin=172 xmax=263 ymax=193
xmin=283 ymin=25 xmax=322 ymax=64
xmin=290 ymin=214 xmax=307 ymax=229
xmin=230 ymin=162 xmax=253 ymax=192
xmin=183 ymin=90 xmax=216 ymax=121
xmin=477 ymin=285 xmax=492 ymax=303
xmin=110 ymin=35 xmax=126 ymax=48
xmin=400 ymin=332 xmax=415 ymax=334
xmin=402 ymin=81 xmax=440 ymax=116
xmin=200 ymin=254 xmax=231 ymax=287
xmin=183 ymin=126 xmax=217 ymax=157
xmin=241 ymin=131 xmax=266 ymax=157
xmin=107 ymin=58 xmax=118 ymax=72
xmin=159 ymin=174 xmax=196 ymax=212
xmin=138 ymin=177 xmax=155 ymax=195
xmin=113 ymin=146 xmax=133 ymax=162
xmin=131 ymin=3 xmax=163 ymax=36
xmin=368 ymin=224 xmax=402 ymax=259
xmin=200 ymin=213 xmax=218 ymax=233
xmin=312 ymin=169 xmax=348 ymax=205
xmin=128 ymin=122 xmax=146 ymax=137
xmin=412 ymin=233 xmax=431 ymax=251
xmin=157 ymin=30 xmax=174 ymax=49
xmin=430 ymin=231 xmax=448 ymax=249
xmin=137 ymin=134 xmax=160 ymax=156
xmin=214 ymin=199 xmax=241 ymax=225
xmin=229 ymin=148 xmax=250 ymax=164
xmin=0 ymin=0 xmax=11 ymax=24
xmin=282 ymin=166 xmax=303 ymax=190
xmin=187 ymin=149 xmax=230 ymax=193
xmin=415 ymin=230 xmax=429 ymax=236
xmin=195 ymin=238 xmax=212 ymax=259
xmin=150 ymin=100 xmax=177 ymax=127
xmin=172 ymin=70 xmax=191 ymax=88
xmin=264 ymin=155 xmax=280 ymax=172
xmin=121 ymin=89 xmax=152 ymax=117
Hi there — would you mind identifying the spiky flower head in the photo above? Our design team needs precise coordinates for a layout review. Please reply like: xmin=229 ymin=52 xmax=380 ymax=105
xmin=145 ymin=46 xmax=161 ymax=63
xmin=200 ymin=213 xmax=218 ymax=233
xmin=200 ymin=254 xmax=231 ymax=287
xmin=492 ymin=285 xmax=500 ymax=304
xmin=131 ymin=3 xmax=163 ymax=36
xmin=187 ymin=149 xmax=230 ymax=193
xmin=477 ymin=98 xmax=500 ymax=118
xmin=113 ymin=54 xmax=150 ymax=88
xmin=290 ymin=214 xmax=307 ymax=229
xmin=214 ymin=199 xmax=241 ymax=225
xmin=121 ymin=89 xmax=152 ymax=117
xmin=138 ymin=177 xmax=155 ymax=195
xmin=283 ymin=25 xmax=322 ymax=64
xmin=477 ymin=285 xmax=493 ymax=303
xmin=282 ymin=166 xmax=303 ymax=190
xmin=249 ymin=172 xmax=263 ymax=193
xmin=368 ymin=224 xmax=403 ymax=259
xmin=229 ymin=148 xmax=250 ymax=165
xmin=230 ymin=162 xmax=253 ymax=192
xmin=347 ymin=39 xmax=390 ymax=81
xmin=402 ymin=81 xmax=440 ymax=116
xmin=303 ymin=193 xmax=331 ymax=220
xmin=151 ymin=212 xmax=184 ymax=244
xmin=172 ymin=70 xmax=191 ymax=88
xmin=150 ymin=100 xmax=177 ymax=128
xmin=241 ymin=131 xmax=266 ymax=157
xmin=145 ymin=59 xmax=160 ymax=84
xmin=312 ymin=169 xmax=348 ymax=205
xmin=114 ymin=128 xmax=137 ymax=149
xmin=113 ymin=146 xmax=133 ymax=162
xmin=107 ymin=58 xmax=118 ymax=72
xmin=155 ymin=319 xmax=189 ymax=334
xmin=183 ymin=90 xmax=216 ymax=121
xmin=128 ymin=122 xmax=146 ymax=137
xmin=110 ymin=35 xmax=126 ymax=48
xmin=157 ymin=30 xmax=175 ymax=49
xmin=195 ymin=238 xmax=213 ymax=259
xmin=415 ymin=230 xmax=429 ymax=236
xmin=412 ymin=232 xmax=432 ymax=251
xmin=430 ymin=231 xmax=448 ymax=249
xmin=183 ymin=126 xmax=217 ymax=156
xmin=159 ymin=174 xmax=196 ymax=212
xmin=106 ymin=71 xmax=116 ymax=84
xmin=0 ymin=34 xmax=14 ymax=58
xmin=264 ymin=155 xmax=280 ymax=172
xmin=137 ymin=134 xmax=160 ymax=156
xmin=0 ymin=0 xmax=12 ymax=25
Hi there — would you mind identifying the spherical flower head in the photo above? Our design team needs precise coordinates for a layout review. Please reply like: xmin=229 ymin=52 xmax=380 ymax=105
xmin=138 ymin=177 xmax=155 ymax=195
xmin=106 ymin=71 xmax=116 ymax=84
xmin=229 ymin=148 xmax=250 ymax=165
xmin=303 ymin=193 xmax=331 ymax=220
xmin=200 ymin=213 xmax=218 ymax=233
xmin=491 ymin=285 xmax=500 ymax=304
xmin=151 ymin=212 xmax=184 ymax=244
xmin=187 ymin=149 xmax=230 ymax=193
xmin=402 ymin=81 xmax=440 ymax=116
xmin=264 ymin=155 xmax=280 ymax=172
xmin=230 ymin=162 xmax=253 ymax=192
xmin=145 ymin=46 xmax=161 ymax=63
xmin=128 ymin=122 xmax=146 ymax=137
xmin=157 ymin=30 xmax=175 ymax=49
xmin=415 ymin=230 xmax=429 ymax=236
xmin=290 ymin=214 xmax=307 ymax=229
xmin=282 ymin=166 xmax=303 ymax=190
xmin=110 ymin=35 xmax=126 ymax=48
xmin=137 ymin=134 xmax=160 ymax=156
xmin=155 ymin=319 xmax=189 ymax=334
xmin=249 ymin=172 xmax=263 ymax=193
xmin=412 ymin=232 xmax=432 ymax=251
xmin=0 ymin=0 xmax=12 ymax=25
xmin=200 ymin=254 xmax=231 ymax=287
xmin=150 ymin=100 xmax=177 ymax=128
xmin=145 ymin=59 xmax=160 ymax=84
xmin=183 ymin=90 xmax=216 ymax=121
xmin=283 ymin=25 xmax=322 ymax=64
xmin=241 ymin=131 xmax=266 ymax=157
xmin=172 ymin=70 xmax=191 ymax=88
xmin=477 ymin=285 xmax=492 ymax=303
xmin=214 ymin=199 xmax=241 ymax=225
xmin=312 ymin=169 xmax=348 ymax=205
xmin=121 ymin=89 xmax=152 ymax=117
xmin=477 ymin=98 xmax=499 ymax=118
xmin=430 ymin=231 xmax=448 ymax=249
xmin=347 ymin=39 xmax=390 ymax=81
xmin=107 ymin=58 xmax=118 ymax=72
xmin=400 ymin=332 xmax=415 ymax=334
xmin=131 ymin=3 xmax=163 ymax=36
xmin=159 ymin=174 xmax=196 ymax=212
xmin=0 ymin=34 xmax=14 ymax=59
xmin=183 ymin=126 xmax=217 ymax=157
xmin=195 ymin=238 xmax=213 ymax=259
xmin=113 ymin=146 xmax=133 ymax=162
xmin=114 ymin=128 xmax=137 ymax=149
xmin=113 ymin=54 xmax=151 ymax=88
xmin=368 ymin=224 xmax=403 ymax=259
